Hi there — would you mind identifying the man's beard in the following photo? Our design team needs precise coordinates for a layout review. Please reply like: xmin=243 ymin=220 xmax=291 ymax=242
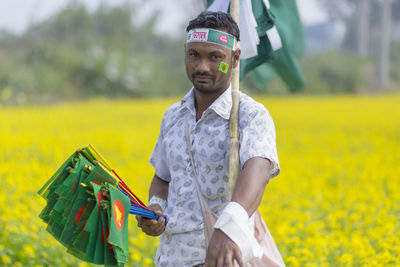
xmin=191 ymin=72 xmax=220 ymax=94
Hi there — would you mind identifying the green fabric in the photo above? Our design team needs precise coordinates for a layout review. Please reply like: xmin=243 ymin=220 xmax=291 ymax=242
xmin=205 ymin=0 xmax=275 ymax=78
xmin=83 ymin=182 xmax=104 ymax=262
xmin=38 ymin=145 xmax=129 ymax=266
xmin=108 ymin=184 xmax=130 ymax=265
xmin=249 ymin=0 xmax=306 ymax=92
xmin=38 ymin=154 xmax=76 ymax=224
xmin=93 ymin=215 xmax=105 ymax=264
xmin=251 ymin=0 xmax=275 ymax=35
xmin=85 ymin=164 xmax=118 ymax=186
xmin=68 ymin=198 xmax=96 ymax=260
xmin=205 ymin=0 xmax=306 ymax=92
xmin=101 ymin=202 xmax=119 ymax=266
xmin=37 ymin=152 xmax=76 ymax=198
xmin=239 ymin=0 xmax=276 ymax=77
xmin=240 ymin=34 xmax=274 ymax=77
xmin=59 ymin=182 xmax=90 ymax=247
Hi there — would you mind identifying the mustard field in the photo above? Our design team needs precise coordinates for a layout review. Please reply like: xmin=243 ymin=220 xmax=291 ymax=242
xmin=0 ymin=94 xmax=399 ymax=266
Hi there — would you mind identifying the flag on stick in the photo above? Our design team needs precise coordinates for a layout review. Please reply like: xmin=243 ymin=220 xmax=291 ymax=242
xmin=206 ymin=0 xmax=307 ymax=92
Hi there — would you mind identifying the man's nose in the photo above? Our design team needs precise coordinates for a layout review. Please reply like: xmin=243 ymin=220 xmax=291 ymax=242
xmin=195 ymin=58 xmax=211 ymax=73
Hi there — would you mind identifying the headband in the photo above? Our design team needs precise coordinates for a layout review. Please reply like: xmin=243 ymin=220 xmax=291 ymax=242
xmin=187 ymin=28 xmax=237 ymax=50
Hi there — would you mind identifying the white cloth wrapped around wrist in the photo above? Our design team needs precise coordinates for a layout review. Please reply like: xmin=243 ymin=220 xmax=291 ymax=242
xmin=148 ymin=195 xmax=167 ymax=212
xmin=213 ymin=201 xmax=263 ymax=263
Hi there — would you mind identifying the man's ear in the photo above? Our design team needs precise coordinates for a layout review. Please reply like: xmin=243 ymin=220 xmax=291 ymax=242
xmin=232 ymin=49 xmax=241 ymax=68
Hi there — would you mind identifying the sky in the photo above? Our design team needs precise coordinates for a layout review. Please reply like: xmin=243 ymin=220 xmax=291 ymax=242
xmin=0 ymin=0 xmax=328 ymax=35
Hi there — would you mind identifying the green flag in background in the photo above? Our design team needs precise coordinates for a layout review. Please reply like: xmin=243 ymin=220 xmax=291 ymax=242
xmin=205 ymin=0 xmax=306 ymax=92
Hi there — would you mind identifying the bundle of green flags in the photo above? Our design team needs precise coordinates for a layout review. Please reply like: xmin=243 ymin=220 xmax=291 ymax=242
xmin=38 ymin=144 xmax=162 ymax=266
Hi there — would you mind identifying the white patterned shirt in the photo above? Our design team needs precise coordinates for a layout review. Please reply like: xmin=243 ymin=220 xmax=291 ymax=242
xmin=149 ymin=86 xmax=280 ymax=267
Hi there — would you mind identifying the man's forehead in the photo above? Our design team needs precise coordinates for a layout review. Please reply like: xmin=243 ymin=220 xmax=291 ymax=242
xmin=186 ymin=41 xmax=231 ymax=54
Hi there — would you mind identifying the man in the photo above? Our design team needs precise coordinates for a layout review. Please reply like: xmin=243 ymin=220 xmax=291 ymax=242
xmin=136 ymin=11 xmax=280 ymax=267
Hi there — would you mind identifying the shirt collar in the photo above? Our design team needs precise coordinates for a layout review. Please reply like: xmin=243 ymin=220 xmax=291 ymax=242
xmin=180 ymin=88 xmax=196 ymax=114
xmin=179 ymin=85 xmax=232 ymax=120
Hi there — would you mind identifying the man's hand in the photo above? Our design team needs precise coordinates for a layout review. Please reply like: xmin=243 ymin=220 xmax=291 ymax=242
xmin=205 ymin=229 xmax=243 ymax=267
xmin=135 ymin=204 xmax=166 ymax=236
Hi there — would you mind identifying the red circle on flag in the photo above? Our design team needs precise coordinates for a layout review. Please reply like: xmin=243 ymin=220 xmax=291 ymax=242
xmin=222 ymin=65 xmax=226 ymax=71
xmin=113 ymin=199 xmax=125 ymax=232
xmin=219 ymin=34 xmax=228 ymax=44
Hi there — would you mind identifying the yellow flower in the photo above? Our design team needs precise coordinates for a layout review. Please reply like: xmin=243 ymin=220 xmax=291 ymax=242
xmin=144 ymin=257 xmax=153 ymax=265
xmin=78 ymin=262 xmax=90 ymax=267
xmin=1 ymin=255 xmax=12 ymax=265
xmin=23 ymin=244 xmax=35 ymax=258
xmin=338 ymin=253 xmax=353 ymax=265
xmin=1 ymin=95 xmax=399 ymax=265
xmin=130 ymin=252 xmax=141 ymax=262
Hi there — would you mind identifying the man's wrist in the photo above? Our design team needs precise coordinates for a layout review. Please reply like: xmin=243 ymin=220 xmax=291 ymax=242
xmin=214 ymin=202 xmax=263 ymax=263
xmin=149 ymin=195 xmax=167 ymax=212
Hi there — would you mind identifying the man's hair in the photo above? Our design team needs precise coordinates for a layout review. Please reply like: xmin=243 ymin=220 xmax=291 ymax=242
xmin=186 ymin=11 xmax=240 ymax=41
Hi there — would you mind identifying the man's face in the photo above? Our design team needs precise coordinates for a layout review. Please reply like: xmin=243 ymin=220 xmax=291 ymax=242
xmin=185 ymin=38 xmax=240 ymax=95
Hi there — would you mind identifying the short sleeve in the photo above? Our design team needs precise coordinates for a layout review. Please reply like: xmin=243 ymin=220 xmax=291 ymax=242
xmin=149 ymin=116 xmax=171 ymax=182
xmin=239 ymin=104 xmax=280 ymax=178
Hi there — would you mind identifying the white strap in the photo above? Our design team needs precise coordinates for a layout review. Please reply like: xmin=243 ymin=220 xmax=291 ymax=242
xmin=185 ymin=113 xmax=210 ymax=214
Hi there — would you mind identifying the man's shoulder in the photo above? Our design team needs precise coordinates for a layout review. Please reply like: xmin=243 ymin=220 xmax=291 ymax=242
xmin=239 ymin=92 xmax=271 ymax=121
xmin=160 ymin=101 xmax=184 ymax=126
xmin=164 ymin=101 xmax=182 ymax=116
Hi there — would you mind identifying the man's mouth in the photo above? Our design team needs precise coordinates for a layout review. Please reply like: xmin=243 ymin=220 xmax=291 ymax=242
xmin=193 ymin=74 xmax=214 ymax=83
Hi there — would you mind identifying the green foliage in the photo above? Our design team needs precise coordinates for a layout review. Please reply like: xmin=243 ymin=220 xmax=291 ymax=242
xmin=242 ymin=51 xmax=371 ymax=95
xmin=1 ymin=2 xmax=397 ymax=105
xmin=301 ymin=51 xmax=369 ymax=94
xmin=0 ymin=2 xmax=190 ymax=105
xmin=390 ymin=42 xmax=400 ymax=85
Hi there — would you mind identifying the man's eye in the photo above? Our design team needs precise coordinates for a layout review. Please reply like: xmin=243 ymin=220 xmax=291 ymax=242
xmin=211 ymin=55 xmax=221 ymax=60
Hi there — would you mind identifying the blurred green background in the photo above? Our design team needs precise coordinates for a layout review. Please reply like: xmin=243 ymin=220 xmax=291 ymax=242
xmin=0 ymin=0 xmax=399 ymax=105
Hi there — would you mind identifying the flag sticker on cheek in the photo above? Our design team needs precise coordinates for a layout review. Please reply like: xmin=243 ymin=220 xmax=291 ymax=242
xmin=218 ymin=62 xmax=229 ymax=74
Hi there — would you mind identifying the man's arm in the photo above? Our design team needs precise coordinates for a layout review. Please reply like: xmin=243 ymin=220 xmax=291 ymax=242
xmin=231 ymin=157 xmax=270 ymax=214
xmin=149 ymin=173 xmax=169 ymax=200
xmin=205 ymin=157 xmax=271 ymax=267
xmin=136 ymin=174 xmax=169 ymax=236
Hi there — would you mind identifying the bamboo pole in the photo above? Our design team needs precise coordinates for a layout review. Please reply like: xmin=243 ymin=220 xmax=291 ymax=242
xmin=228 ymin=0 xmax=240 ymax=197
xmin=227 ymin=4 xmax=243 ymax=266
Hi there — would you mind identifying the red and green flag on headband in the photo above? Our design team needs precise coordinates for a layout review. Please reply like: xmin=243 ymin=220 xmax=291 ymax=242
xmin=38 ymin=144 xmax=166 ymax=266
xmin=206 ymin=0 xmax=307 ymax=92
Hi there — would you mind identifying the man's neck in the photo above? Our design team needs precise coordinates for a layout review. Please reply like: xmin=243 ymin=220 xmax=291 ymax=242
xmin=193 ymin=86 xmax=229 ymax=121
